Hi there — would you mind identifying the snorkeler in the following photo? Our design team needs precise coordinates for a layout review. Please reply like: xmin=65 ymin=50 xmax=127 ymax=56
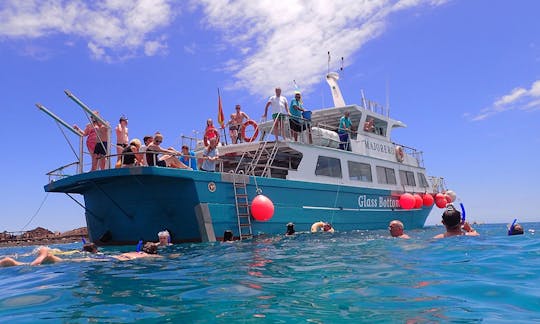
xmin=433 ymin=205 xmax=479 ymax=239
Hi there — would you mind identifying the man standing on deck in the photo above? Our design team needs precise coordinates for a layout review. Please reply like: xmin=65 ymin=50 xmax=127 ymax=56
xmin=338 ymin=111 xmax=352 ymax=151
xmin=230 ymin=104 xmax=250 ymax=143
xmin=200 ymin=137 xmax=219 ymax=172
xmin=263 ymin=87 xmax=289 ymax=140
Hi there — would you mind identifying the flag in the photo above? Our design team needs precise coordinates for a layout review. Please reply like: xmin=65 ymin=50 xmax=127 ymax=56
xmin=217 ymin=88 xmax=225 ymax=129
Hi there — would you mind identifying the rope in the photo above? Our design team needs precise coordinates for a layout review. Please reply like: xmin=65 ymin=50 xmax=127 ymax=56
xmin=330 ymin=178 xmax=343 ymax=224
xmin=56 ymin=120 xmax=79 ymax=159
xmin=20 ymin=192 xmax=49 ymax=231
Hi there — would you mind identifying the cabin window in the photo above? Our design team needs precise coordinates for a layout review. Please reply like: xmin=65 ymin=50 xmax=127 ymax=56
xmin=315 ymin=156 xmax=342 ymax=178
xmin=376 ymin=166 xmax=396 ymax=185
xmin=364 ymin=115 xmax=388 ymax=136
xmin=348 ymin=161 xmax=372 ymax=182
xmin=399 ymin=170 xmax=416 ymax=187
xmin=417 ymin=172 xmax=429 ymax=188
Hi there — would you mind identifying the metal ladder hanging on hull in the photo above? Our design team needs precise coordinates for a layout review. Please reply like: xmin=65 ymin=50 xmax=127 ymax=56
xmin=233 ymin=172 xmax=253 ymax=240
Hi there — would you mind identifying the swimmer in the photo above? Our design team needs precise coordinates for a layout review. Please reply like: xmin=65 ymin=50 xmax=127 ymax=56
xmin=508 ymin=222 xmax=524 ymax=235
xmin=0 ymin=246 xmax=63 ymax=267
xmin=388 ymin=220 xmax=410 ymax=239
xmin=285 ymin=222 xmax=295 ymax=236
xmin=157 ymin=230 xmax=172 ymax=246
xmin=223 ymin=230 xmax=234 ymax=242
xmin=433 ymin=205 xmax=479 ymax=239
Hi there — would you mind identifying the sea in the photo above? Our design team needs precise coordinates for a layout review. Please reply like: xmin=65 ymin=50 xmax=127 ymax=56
xmin=1 ymin=223 xmax=539 ymax=323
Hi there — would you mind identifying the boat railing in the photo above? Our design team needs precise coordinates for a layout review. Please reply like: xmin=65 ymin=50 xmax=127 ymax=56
xmin=46 ymin=161 xmax=81 ymax=183
xmin=392 ymin=142 xmax=424 ymax=167
xmin=427 ymin=176 xmax=446 ymax=193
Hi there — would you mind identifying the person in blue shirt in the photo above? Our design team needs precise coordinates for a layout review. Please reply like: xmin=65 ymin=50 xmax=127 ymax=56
xmin=338 ymin=111 xmax=352 ymax=150
xmin=179 ymin=145 xmax=197 ymax=170
xmin=289 ymin=91 xmax=306 ymax=141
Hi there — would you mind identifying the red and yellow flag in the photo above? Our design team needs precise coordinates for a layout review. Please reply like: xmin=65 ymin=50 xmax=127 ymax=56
xmin=217 ymin=88 xmax=225 ymax=129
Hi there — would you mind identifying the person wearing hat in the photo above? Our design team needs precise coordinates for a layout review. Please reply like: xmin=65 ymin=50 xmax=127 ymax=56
xmin=433 ymin=205 xmax=479 ymax=238
xmin=115 ymin=115 xmax=129 ymax=163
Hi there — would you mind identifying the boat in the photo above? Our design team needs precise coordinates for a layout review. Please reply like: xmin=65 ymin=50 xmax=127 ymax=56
xmin=40 ymin=72 xmax=446 ymax=245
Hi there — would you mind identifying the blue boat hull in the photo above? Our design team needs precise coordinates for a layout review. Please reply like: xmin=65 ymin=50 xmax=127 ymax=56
xmin=45 ymin=167 xmax=431 ymax=244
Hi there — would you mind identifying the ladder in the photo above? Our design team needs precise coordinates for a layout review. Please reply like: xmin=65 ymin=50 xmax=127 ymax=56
xmin=246 ymin=141 xmax=280 ymax=177
xmin=233 ymin=172 xmax=253 ymax=240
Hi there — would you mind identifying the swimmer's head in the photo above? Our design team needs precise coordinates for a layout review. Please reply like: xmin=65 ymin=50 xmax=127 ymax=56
xmin=442 ymin=205 xmax=461 ymax=228
xmin=286 ymin=222 xmax=295 ymax=235
xmin=157 ymin=230 xmax=170 ymax=245
xmin=323 ymin=223 xmax=333 ymax=232
xmin=82 ymin=243 xmax=98 ymax=254
xmin=142 ymin=242 xmax=158 ymax=254
xmin=223 ymin=230 xmax=233 ymax=242
xmin=509 ymin=223 xmax=524 ymax=235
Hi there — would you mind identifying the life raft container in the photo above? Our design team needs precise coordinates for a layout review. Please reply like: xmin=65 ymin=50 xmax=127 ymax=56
xmin=242 ymin=120 xmax=259 ymax=142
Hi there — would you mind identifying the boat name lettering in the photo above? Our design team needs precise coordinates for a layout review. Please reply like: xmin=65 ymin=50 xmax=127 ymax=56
xmin=357 ymin=195 xmax=399 ymax=208
xmin=365 ymin=140 xmax=394 ymax=154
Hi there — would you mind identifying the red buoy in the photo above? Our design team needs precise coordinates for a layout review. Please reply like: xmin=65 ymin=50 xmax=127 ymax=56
xmin=422 ymin=194 xmax=434 ymax=207
xmin=251 ymin=195 xmax=274 ymax=221
xmin=399 ymin=193 xmax=415 ymax=210
xmin=413 ymin=194 xmax=423 ymax=209
xmin=435 ymin=196 xmax=447 ymax=208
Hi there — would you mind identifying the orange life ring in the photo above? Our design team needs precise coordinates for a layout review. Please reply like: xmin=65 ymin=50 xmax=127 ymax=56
xmin=242 ymin=120 xmax=259 ymax=142
xmin=395 ymin=145 xmax=404 ymax=162
xmin=204 ymin=128 xmax=219 ymax=147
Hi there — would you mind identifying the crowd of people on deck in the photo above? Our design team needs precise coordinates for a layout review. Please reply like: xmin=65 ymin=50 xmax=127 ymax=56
xmin=72 ymin=86 xmax=377 ymax=173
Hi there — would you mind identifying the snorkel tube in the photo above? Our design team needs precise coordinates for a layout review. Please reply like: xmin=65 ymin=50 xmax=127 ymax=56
xmin=136 ymin=240 xmax=143 ymax=252
xmin=82 ymin=237 xmax=86 ymax=244
xmin=459 ymin=203 xmax=466 ymax=224
xmin=508 ymin=219 xmax=517 ymax=235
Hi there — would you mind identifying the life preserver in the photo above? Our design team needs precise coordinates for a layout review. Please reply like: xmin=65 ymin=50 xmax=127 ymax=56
xmin=395 ymin=145 xmax=404 ymax=162
xmin=204 ymin=128 xmax=219 ymax=147
xmin=311 ymin=221 xmax=325 ymax=233
xmin=242 ymin=120 xmax=259 ymax=142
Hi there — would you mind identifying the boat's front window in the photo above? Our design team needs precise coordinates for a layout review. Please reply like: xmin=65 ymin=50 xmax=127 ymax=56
xmin=315 ymin=156 xmax=342 ymax=178
xmin=347 ymin=161 xmax=372 ymax=182
xmin=376 ymin=166 xmax=397 ymax=185
xmin=399 ymin=170 xmax=417 ymax=187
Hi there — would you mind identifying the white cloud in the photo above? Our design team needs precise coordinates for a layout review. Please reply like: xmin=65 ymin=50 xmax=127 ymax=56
xmin=0 ymin=0 xmax=174 ymax=61
xmin=196 ymin=0 xmax=447 ymax=96
xmin=471 ymin=80 xmax=540 ymax=121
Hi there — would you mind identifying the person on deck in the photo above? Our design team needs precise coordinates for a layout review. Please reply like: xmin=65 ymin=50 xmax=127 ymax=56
xmin=228 ymin=104 xmax=251 ymax=144
xmin=179 ymin=145 xmax=197 ymax=170
xmin=338 ymin=111 xmax=352 ymax=151
xmin=204 ymin=119 xmax=220 ymax=147
xmin=146 ymin=133 xmax=190 ymax=169
xmin=364 ymin=117 xmax=375 ymax=133
xmin=388 ymin=220 xmax=410 ymax=239
xmin=263 ymin=87 xmax=289 ymax=140
xmin=121 ymin=138 xmax=143 ymax=167
xmin=433 ymin=205 xmax=479 ymax=239
xmin=289 ymin=91 xmax=307 ymax=142
xmin=73 ymin=111 xmax=103 ymax=171
xmin=200 ymin=137 xmax=219 ymax=172
xmin=93 ymin=117 xmax=110 ymax=170
xmin=115 ymin=116 xmax=129 ymax=163
xmin=139 ymin=135 xmax=153 ymax=166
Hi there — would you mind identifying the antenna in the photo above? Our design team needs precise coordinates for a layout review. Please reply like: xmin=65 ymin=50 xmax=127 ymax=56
xmin=327 ymin=51 xmax=331 ymax=75
xmin=340 ymin=57 xmax=344 ymax=71
xmin=386 ymin=79 xmax=390 ymax=118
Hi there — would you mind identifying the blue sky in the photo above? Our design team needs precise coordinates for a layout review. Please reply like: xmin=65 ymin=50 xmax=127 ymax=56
xmin=1 ymin=0 xmax=539 ymax=232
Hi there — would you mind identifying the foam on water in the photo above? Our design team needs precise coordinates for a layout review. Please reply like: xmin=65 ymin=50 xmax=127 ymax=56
xmin=1 ymin=223 xmax=539 ymax=322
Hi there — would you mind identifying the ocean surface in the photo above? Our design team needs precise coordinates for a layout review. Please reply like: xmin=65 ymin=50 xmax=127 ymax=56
xmin=1 ymin=223 xmax=539 ymax=323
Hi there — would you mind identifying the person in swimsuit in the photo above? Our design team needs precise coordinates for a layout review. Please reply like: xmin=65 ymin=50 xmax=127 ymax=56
xmin=115 ymin=116 xmax=129 ymax=163
xmin=121 ymin=138 xmax=143 ymax=167
xmin=433 ymin=205 xmax=479 ymax=239
xmin=204 ymin=119 xmax=220 ymax=146
xmin=388 ymin=220 xmax=410 ymax=239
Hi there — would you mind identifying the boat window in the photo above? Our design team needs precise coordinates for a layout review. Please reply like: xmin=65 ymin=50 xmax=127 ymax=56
xmin=315 ymin=156 xmax=342 ymax=178
xmin=417 ymin=172 xmax=429 ymax=188
xmin=348 ymin=161 xmax=372 ymax=182
xmin=364 ymin=116 xmax=387 ymax=136
xmin=376 ymin=166 xmax=396 ymax=185
xmin=399 ymin=170 xmax=416 ymax=187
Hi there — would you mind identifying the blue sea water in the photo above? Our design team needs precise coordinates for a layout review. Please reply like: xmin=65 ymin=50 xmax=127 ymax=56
xmin=1 ymin=223 xmax=539 ymax=323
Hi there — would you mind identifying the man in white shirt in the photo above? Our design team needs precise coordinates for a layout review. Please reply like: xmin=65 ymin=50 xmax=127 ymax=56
xmin=263 ymin=87 xmax=289 ymax=139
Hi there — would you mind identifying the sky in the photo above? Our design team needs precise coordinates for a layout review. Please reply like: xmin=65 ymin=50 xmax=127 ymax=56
xmin=0 ymin=0 xmax=539 ymax=232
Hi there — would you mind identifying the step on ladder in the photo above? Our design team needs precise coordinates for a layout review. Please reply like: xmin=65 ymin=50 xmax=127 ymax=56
xmin=233 ymin=172 xmax=253 ymax=240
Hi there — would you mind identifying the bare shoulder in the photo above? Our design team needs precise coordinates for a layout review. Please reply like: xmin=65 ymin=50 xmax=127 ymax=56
xmin=433 ymin=234 xmax=444 ymax=239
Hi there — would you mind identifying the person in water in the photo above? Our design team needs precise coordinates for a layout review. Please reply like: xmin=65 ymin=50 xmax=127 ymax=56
xmin=433 ymin=205 xmax=479 ymax=239
xmin=508 ymin=223 xmax=524 ymax=235
xmin=388 ymin=220 xmax=410 ymax=239
xmin=285 ymin=222 xmax=295 ymax=236
xmin=156 ymin=230 xmax=172 ymax=246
